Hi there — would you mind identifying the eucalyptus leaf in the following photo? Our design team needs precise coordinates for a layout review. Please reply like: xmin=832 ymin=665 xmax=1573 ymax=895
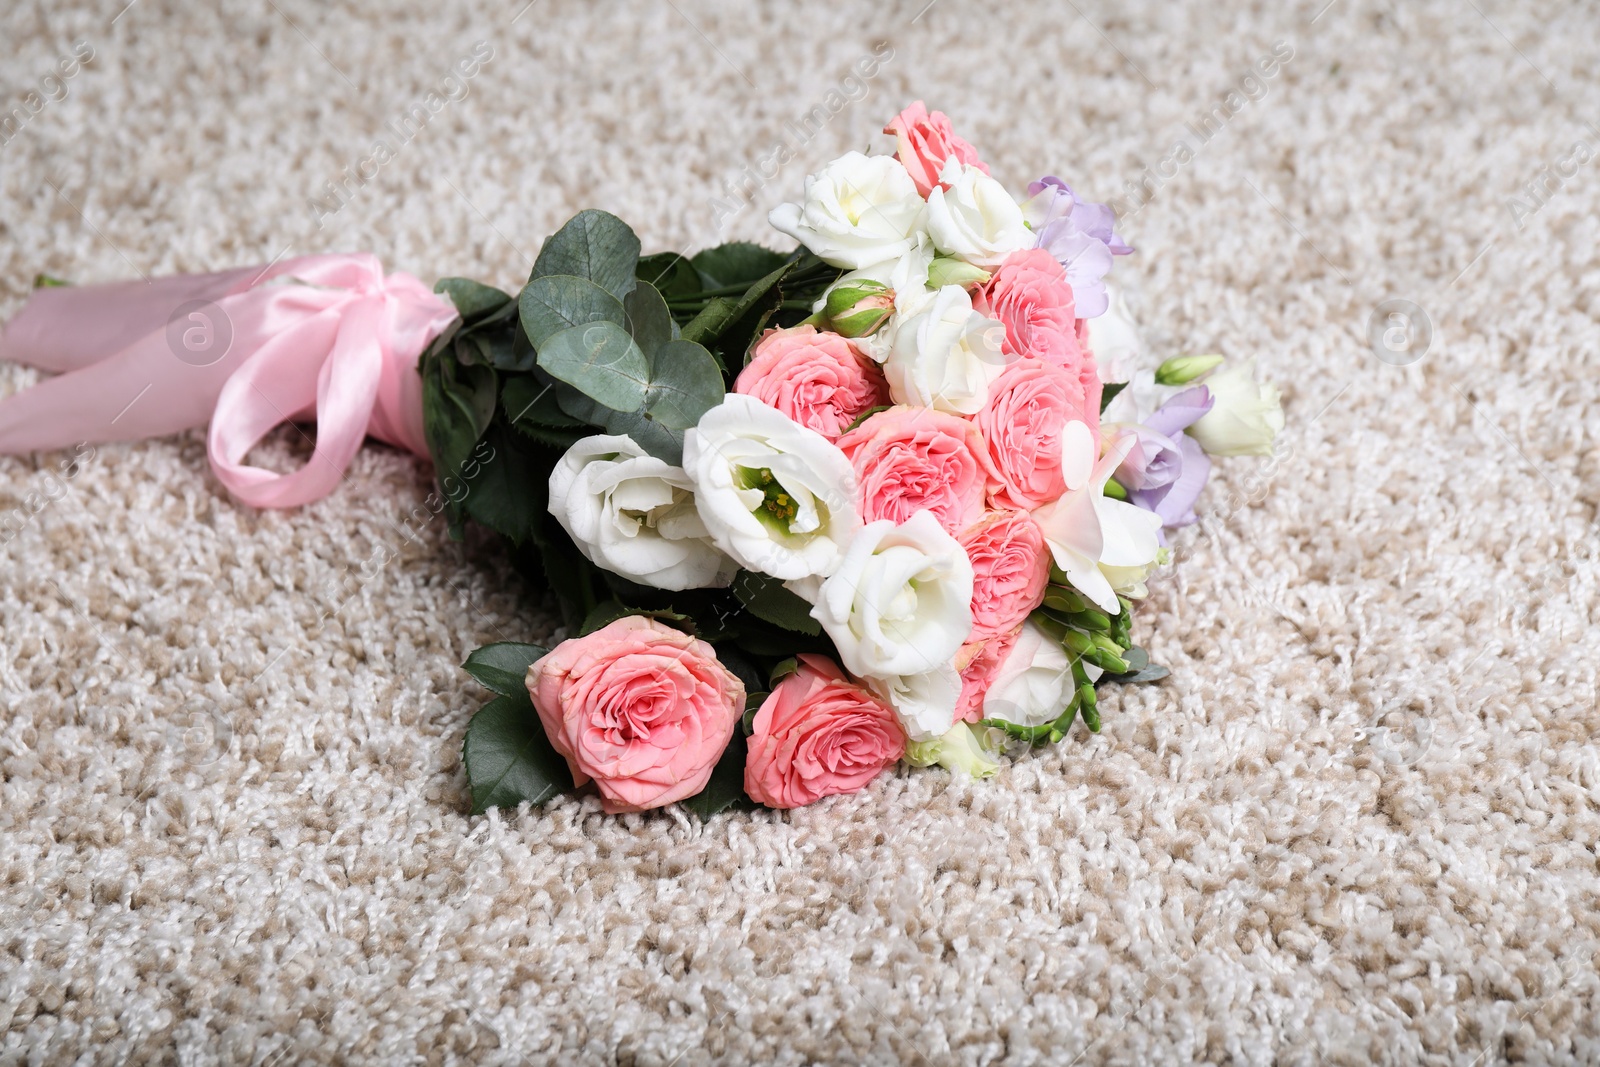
xmin=536 ymin=320 xmax=650 ymax=413
xmin=462 ymin=691 xmax=571 ymax=814
xmin=463 ymin=642 xmax=550 ymax=696
xmin=532 ymin=209 xmax=641 ymax=301
xmin=519 ymin=274 xmax=628 ymax=350
xmin=643 ymin=339 xmax=724 ymax=430
xmin=623 ymin=280 xmax=676 ymax=358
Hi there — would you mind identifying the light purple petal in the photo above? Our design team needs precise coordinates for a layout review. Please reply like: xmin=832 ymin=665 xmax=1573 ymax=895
xmin=1143 ymin=386 xmax=1214 ymax=439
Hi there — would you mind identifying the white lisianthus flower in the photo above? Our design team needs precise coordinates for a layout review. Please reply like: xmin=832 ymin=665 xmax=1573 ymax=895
xmin=866 ymin=663 xmax=962 ymax=742
xmin=981 ymin=619 xmax=1078 ymax=728
xmin=882 ymin=284 xmax=1008 ymax=414
xmin=1186 ymin=359 xmax=1285 ymax=457
xmin=925 ymin=160 xmax=1033 ymax=269
xmin=812 ymin=509 xmax=974 ymax=683
xmin=904 ymin=720 xmax=1001 ymax=777
xmin=768 ymin=152 xmax=928 ymax=271
xmin=1033 ymin=437 xmax=1164 ymax=615
xmin=548 ymin=435 xmax=736 ymax=591
xmin=1089 ymin=283 xmax=1145 ymax=388
xmin=682 ymin=394 xmax=861 ymax=581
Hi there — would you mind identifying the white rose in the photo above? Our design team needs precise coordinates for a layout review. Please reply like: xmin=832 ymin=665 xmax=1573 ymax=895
xmin=1186 ymin=358 xmax=1285 ymax=457
xmin=682 ymin=394 xmax=861 ymax=581
xmin=980 ymin=619 xmax=1078 ymax=728
xmin=768 ymin=152 xmax=928 ymax=271
xmin=882 ymin=284 xmax=1007 ymax=414
xmin=1033 ymin=437 xmax=1163 ymax=614
xmin=811 ymin=509 xmax=974 ymax=681
xmin=867 ymin=663 xmax=961 ymax=742
xmin=925 ymin=160 xmax=1032 ymax=269
xmin=548 ymin=435 xmax=735 ymax=591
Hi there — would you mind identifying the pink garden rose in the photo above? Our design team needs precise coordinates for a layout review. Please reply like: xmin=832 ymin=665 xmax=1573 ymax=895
xmin=745 ymin=654 xmax=906 ymax=809
xmin=734 ymin=325 xmax=890 ymax=440
xmin=959 ymin=512 xmax=1050 ymax=642
xmin=884 ymin=101 xmax=990 ymax=198
xmin=954 ymin=627 xmax=1019 ymax=724
xmin=527 ymin=616 xmax=745 ymax=813
xmin=836 ymin=406 xmax=995 ymax=535
xmin=973 ymin=359 xmax=1099 ymax=511
xmin=974 ymin=249 xmax=1099 ymax=392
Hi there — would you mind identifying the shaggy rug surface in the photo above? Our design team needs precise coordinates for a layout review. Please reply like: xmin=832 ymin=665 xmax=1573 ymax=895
xmin=3 ymin=0 xmax=1598 ymax=1063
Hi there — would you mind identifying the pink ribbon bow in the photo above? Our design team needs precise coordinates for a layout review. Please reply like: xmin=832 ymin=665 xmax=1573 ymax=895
xmin=0 ymin=254 xmax=459 ymax=508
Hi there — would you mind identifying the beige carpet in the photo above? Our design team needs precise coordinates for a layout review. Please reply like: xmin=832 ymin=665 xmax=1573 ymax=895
xmin=4 ymin=0 xmax=1599 ymax=1063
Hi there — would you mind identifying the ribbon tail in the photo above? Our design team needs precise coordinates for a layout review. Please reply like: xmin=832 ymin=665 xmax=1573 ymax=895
xmin=0 ymin=267 xmax=267 ymax=373
xmin=209 ymin=299 xmax=386 ymax=508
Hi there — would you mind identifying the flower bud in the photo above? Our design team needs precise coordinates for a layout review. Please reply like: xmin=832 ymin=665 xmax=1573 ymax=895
xmin=904 ymin=720 xmax=1001 ymax=778
xmin=823 ymin=279 xmax=894 ymax=338
xmin=1154 ymin=353 xmax=1225 ymax=385
xmin=926 ymin=255 xmax=992 ymax=290
xmin=1187 ymin=358 xmax=1284 ymax=457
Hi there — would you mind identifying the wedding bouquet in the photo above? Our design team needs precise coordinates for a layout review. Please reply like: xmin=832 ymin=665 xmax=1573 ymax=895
xmin=0 ymin=102 xmax=1280 ymax=816
xmin=421 ymin=103 xmax=1284 ymax=815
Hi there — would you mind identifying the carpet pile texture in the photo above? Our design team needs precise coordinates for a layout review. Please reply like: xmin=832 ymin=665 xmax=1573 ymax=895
xmin=2 ymin=0 xmax=1598 ymax=1063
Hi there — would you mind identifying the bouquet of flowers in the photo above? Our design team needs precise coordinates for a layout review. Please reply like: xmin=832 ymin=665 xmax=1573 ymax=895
xmin=424 ymin=103 xmax=1284 ymax=815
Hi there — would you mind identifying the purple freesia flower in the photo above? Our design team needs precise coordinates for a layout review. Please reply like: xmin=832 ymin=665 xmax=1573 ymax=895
xmin=1024 ymin=177 xmax=1133 ymax=319
xmin=1114 ymin=386 xmax=1214 ymax=538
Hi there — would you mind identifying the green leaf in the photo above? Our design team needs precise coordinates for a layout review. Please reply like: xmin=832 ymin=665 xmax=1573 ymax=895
xmin=503 ymin=376 xmax=582 ymax=428
xmin=532 ymin=209 xmax=641 ymax=301
xmin=554 ymin=384 xmax=687 ymax=466
xmin=463 ymin=642 xmax=549 ymax=696
xmin=461 ymin=422 xmax=551 ymax=545
xmin=732 ymin=570 xmax=821 ymax=634
xmin=421 ymin=339 xmax=480 ymax=487
xmin=740 ymin=692 xmax=766 ymax=736
xmin=536 ymin=320 xmax=650 ymax=413
xmin=636 ymin=252 xmax=701 ymax=299
xmin=643 ymin=339 xmax=724 ymax=430
xmin=518 ymin=274 xmax=628 ymax=350
xmin=462 ymin=691 xmax=571 ymax=814
xmin=624 ymin=280 xmax=676 ymax=358
xmin=679 ymin=296 xmax=745 ymax=347
xmin=435 ymin=277 xmax=512 ymax=322
xmin=1100 ymin=381 xmax=1128 ymax=413
xmin=679 ymin=729 xmax=751 ymax=818
xmin=842 ymin=405 xmax=891 ymax=434
xmin=692 ymin=243 xmax=790 ymax=289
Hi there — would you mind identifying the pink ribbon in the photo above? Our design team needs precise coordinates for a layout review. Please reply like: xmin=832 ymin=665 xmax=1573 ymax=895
xmin=0 ymin=254 xmax=459 ymax=508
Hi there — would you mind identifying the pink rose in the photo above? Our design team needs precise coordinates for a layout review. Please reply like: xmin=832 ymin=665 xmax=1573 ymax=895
xmin=527 ymin=616 xmax=745 ymax=813
xmin=836 ymin=406 xmax=995 ymax=535
xmin=973 ymin=359 xmax=1098 ymax=510
xmin=959 ymin=512 xmax=1049 ymax=642
xmin=884 ymin=101 xmax=990 ymax=198
xmin=974 ymin=250 xmax=1100 ymax=396
xmin=733 ymin=325 xmax=890 ymax=440
xmin=954 ymin=628 xmax=1019 ymax=724
xmin=745 ymin=654 xmax=906 ymax=809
